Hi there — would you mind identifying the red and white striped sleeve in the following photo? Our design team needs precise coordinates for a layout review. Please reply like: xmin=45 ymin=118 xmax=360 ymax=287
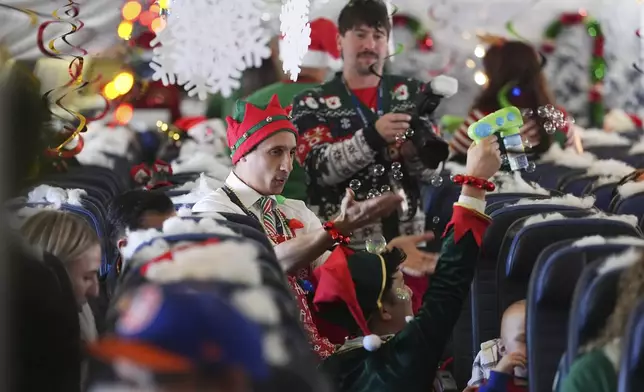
xmin=448 ymin=110 xmax=487 ymax=157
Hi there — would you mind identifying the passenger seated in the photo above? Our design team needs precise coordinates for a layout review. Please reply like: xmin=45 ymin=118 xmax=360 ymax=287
xmin=561 ymin=251 xmax=644 ymax=392
xmin=467 ymin=300 xmax=527 ymax=392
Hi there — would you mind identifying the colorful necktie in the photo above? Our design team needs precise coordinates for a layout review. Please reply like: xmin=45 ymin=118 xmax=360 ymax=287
xmin=258 ymin=197 xmax=279 ymax=239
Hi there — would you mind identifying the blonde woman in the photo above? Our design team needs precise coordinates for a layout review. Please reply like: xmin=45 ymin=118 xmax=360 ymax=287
xmin=21 ymin=210 xmax=102 ymax=390
xmin=562 ymin=253 xmax=644 ymax=392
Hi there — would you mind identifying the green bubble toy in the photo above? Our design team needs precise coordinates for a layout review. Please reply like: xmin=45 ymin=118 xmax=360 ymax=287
xmin=467 ymin=106 xmax=529 ymax=171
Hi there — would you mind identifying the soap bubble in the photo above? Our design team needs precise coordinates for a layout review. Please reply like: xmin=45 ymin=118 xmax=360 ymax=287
xmin=395 ymin=133 xmax=406 ymax=143
xmin=349 ymin=179 xmax=362 ymax=190
xmin=367 ymin=189 xmax=381 ymax=199
xmin=537 ymin=106 xmax=549 ymax=117
xmin=405 ymin=129 xmax=415 ymax=138
xmin=521 ymin=108 xmax=533 ymax=118
xmin=370 ymin=164 xmax=385 ymax=177
xmin=525 ymin=161 xmax=536 ymax=173
xmin=393 ymin=170 xmax=404 ymax=180
xmin=449 ymin=174 xmax=456 ymax=181
xmin=391 ymin=162 xmax=402 ymax=171
xmin=366 ymin=234 xmax=387 ymax=254
xmin=543 ymin=121 xmax=556 ymax=134
xmin=432 ymin=216 xmax=440 ymax=224
xmin=567 ymin=116 xmax=575 ymax=124
xmin=545 ymin=104 xmax=555 ymax=113
xmin=380 ymin=184 xmax=391 ymax=193
xmin=430 ymin=176 xmax=444 ymax=187
xmin=523 ymin=139 xmax=533 ymax=148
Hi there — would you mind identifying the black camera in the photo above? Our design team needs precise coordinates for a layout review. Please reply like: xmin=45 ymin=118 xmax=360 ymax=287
xmin=406 ymin=75 xmax=458 ymax=169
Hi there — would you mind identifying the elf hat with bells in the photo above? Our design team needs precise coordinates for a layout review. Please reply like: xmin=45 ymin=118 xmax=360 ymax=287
xmin=312 ymin=245 xmax=407 ymax=351
xmin=227 ymin=95 xmax=298 ymax=165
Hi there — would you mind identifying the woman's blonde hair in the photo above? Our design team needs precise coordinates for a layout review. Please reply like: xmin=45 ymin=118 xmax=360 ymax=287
xmin=20 ymin=210 xmax=100 ymax=265
xmin=588 ymin=253 xmax=644 ymax=350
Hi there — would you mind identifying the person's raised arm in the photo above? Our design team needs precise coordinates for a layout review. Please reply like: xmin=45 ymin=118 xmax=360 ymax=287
xmin=379 ymin=136 xmax=502 ymax=386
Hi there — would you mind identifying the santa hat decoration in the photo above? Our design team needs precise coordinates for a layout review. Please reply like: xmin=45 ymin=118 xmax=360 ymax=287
xmin=130 ymin=159 xmax=174 ymax=190
xmin=312 ymin=246 xmax=406 ymax=351
xmin=227 ymin=95 xmax=298 ymax=164
xmin=174 ymin=116 xmax=227 ymax=146
xmin=279 ymin=18 xmax=342 ymax=71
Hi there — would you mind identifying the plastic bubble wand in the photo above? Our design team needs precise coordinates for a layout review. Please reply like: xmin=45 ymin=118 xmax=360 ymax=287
xmin=467 ymin=106 xmax=529 ymax=171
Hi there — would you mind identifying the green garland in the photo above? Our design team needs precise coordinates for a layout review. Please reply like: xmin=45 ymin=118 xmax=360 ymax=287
xmin=541 ymin=11 xmax=605 ymax=127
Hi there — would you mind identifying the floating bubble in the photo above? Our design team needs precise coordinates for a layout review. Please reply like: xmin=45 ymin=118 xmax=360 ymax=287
xmin=552 ymin=110 xmax=564 ymax=120
xmin=367 ymin=189 xmax=381 ymax=199
xmin=370 ymin=164 xmax=385 ymax=177
xmin=395 ymin=133 xmax=407 ymax=143
xmin=449 ymin=173 xmax=456 ymax=181
xmin=521 ymin=108 xmax=533 ymax=118
xmin=393 ymin=170 xmax=404 ymax=180
xmin=537 ymin=106 xmax=549 ymax=117
xmin=545 ymin=104 xmax=555 ymax=113
xmin=567 ymin=116 xmax=575 ymax=124
xmin=432 ymin=216 xmax=440 ymax=224
xmin=523 ymin=139 xmax=533 ymax=148
xmin=349 ymin=179 xmax=362 ymax=190
xmin=554 ymin=118 xmax=567 ymax=130
xmin=391 ymin=162 xmax=402 ymax=171
xmin=365 ymin=234 xmax=387 ymax=254
xmin=501 ymin=154 xmax=509 ymax=165
xmin=380 ymin=184 xmax=391 ymax=193
xmin=525 ymin=161 xmax=536 ymax=173
xmin=405 ymin=129 xmax=415 ymax=138
xmin=430 ymin=176 xmax=444 ymax=187
xmin=543 ymin=121 xmax=556 ymax=134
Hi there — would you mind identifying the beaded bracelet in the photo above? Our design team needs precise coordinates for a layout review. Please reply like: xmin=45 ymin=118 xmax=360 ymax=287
xmin=323 ymin=221 xmax=351 ymax=245
xmin=452 ymin=174 xmax=496 ymax=191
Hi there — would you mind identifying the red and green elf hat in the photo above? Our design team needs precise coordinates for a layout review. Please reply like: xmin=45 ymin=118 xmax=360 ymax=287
xmin=226 ymin=94 xmax=298 ymax=164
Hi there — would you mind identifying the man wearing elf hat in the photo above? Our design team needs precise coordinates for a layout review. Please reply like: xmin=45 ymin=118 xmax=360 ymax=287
xmin=192 ymin=94 xmax=438 ymax=358
xmin=244 ymin=17 xmax=343 ymax=201
xmin=312 ymin=137 xmax=501 ymax=391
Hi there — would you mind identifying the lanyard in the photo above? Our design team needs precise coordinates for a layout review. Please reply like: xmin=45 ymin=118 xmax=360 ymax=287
xmin=342 ymin=77 xmax=384 ymax=128
xmin=221 ymin=186 xmax=285 ymax=235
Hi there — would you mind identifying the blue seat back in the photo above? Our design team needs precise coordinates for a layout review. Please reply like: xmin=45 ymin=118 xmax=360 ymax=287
xmin=503 ymin=218 xmax=639 ymax=313
xmin=528 ymin=241 xmax=644 ymax=392
xmin=619 ymin=299 xmax=644 ymax=392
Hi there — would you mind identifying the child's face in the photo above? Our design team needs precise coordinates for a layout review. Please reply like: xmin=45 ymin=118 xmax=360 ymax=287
xmin=500 ymin=305 xmax=526 ymax=357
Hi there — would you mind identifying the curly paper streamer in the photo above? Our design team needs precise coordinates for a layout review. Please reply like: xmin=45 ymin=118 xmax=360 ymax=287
xmin=0 ymin=4 xmax=39 ymax=25
xmin=36 ymin=1 xmax=89 ymax=153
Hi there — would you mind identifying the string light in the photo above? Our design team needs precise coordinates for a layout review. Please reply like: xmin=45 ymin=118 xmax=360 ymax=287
xmin=474 ymin=70 xmax=488 ymax=85
xmin=474 ymin=44 xmax=486 ymax=58
xmin=465 ymin=59 xmax=476 ymax=68
xmin=117 ymin=21 xmax=134 ymax=39
xmin=103 ymin=82 xmax=119 ymax=100
xmin=115 ymin=104 xmax=134 ymax=124
xmin=122 ymin=1 xmax=142 ymax=21
xmin=113 ymin=72 xmax=135 ymax=95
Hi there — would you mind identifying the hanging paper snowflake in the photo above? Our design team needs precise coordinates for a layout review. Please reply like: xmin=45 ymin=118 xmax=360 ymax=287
xmin=279 ymin=0 xmax=311 ymax=81
xmin=149 ymin=0 xmax=272 ymax=99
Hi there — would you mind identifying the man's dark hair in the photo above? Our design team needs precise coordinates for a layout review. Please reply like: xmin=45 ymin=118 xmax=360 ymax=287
xmin=338 ymin=0 xmax=391 ymax=36
xmin=107 ymin=190 xmax=175 ymax=243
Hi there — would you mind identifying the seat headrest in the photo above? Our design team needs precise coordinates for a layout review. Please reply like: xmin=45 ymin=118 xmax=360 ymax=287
xmin=481 ymin=206 xmax=587 ymax=263
xmin=621 ymin=298 xmax=644 ymax=388
xmin=534 ymin=243 xmax=643 ymax=306
xmin=506 ymin=218 xmax=639 ymax=282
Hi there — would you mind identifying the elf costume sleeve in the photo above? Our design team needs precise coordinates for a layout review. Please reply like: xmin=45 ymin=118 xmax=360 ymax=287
xmin=319 ymin=204 xmax=491 ymax=391
xmin=291 ymin=87 xmax=383 ymax=186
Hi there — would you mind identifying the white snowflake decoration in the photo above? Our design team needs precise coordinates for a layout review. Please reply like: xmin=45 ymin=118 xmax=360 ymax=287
xmin=279 ymin=0 xmax=311 ymax=81
xmin=150 ymin=0 xmax=272 ymax=99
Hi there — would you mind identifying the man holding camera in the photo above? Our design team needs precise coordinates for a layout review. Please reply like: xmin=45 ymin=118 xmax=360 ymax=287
xmin=291 ymin=0 xmax=450 ymax=291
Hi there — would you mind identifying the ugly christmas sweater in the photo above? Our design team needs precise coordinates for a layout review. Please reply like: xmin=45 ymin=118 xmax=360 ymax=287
xmin=245 ymin=79 xmax=319 ymax=201
xmin=291 ymin=72 xmax=439 ymax=248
